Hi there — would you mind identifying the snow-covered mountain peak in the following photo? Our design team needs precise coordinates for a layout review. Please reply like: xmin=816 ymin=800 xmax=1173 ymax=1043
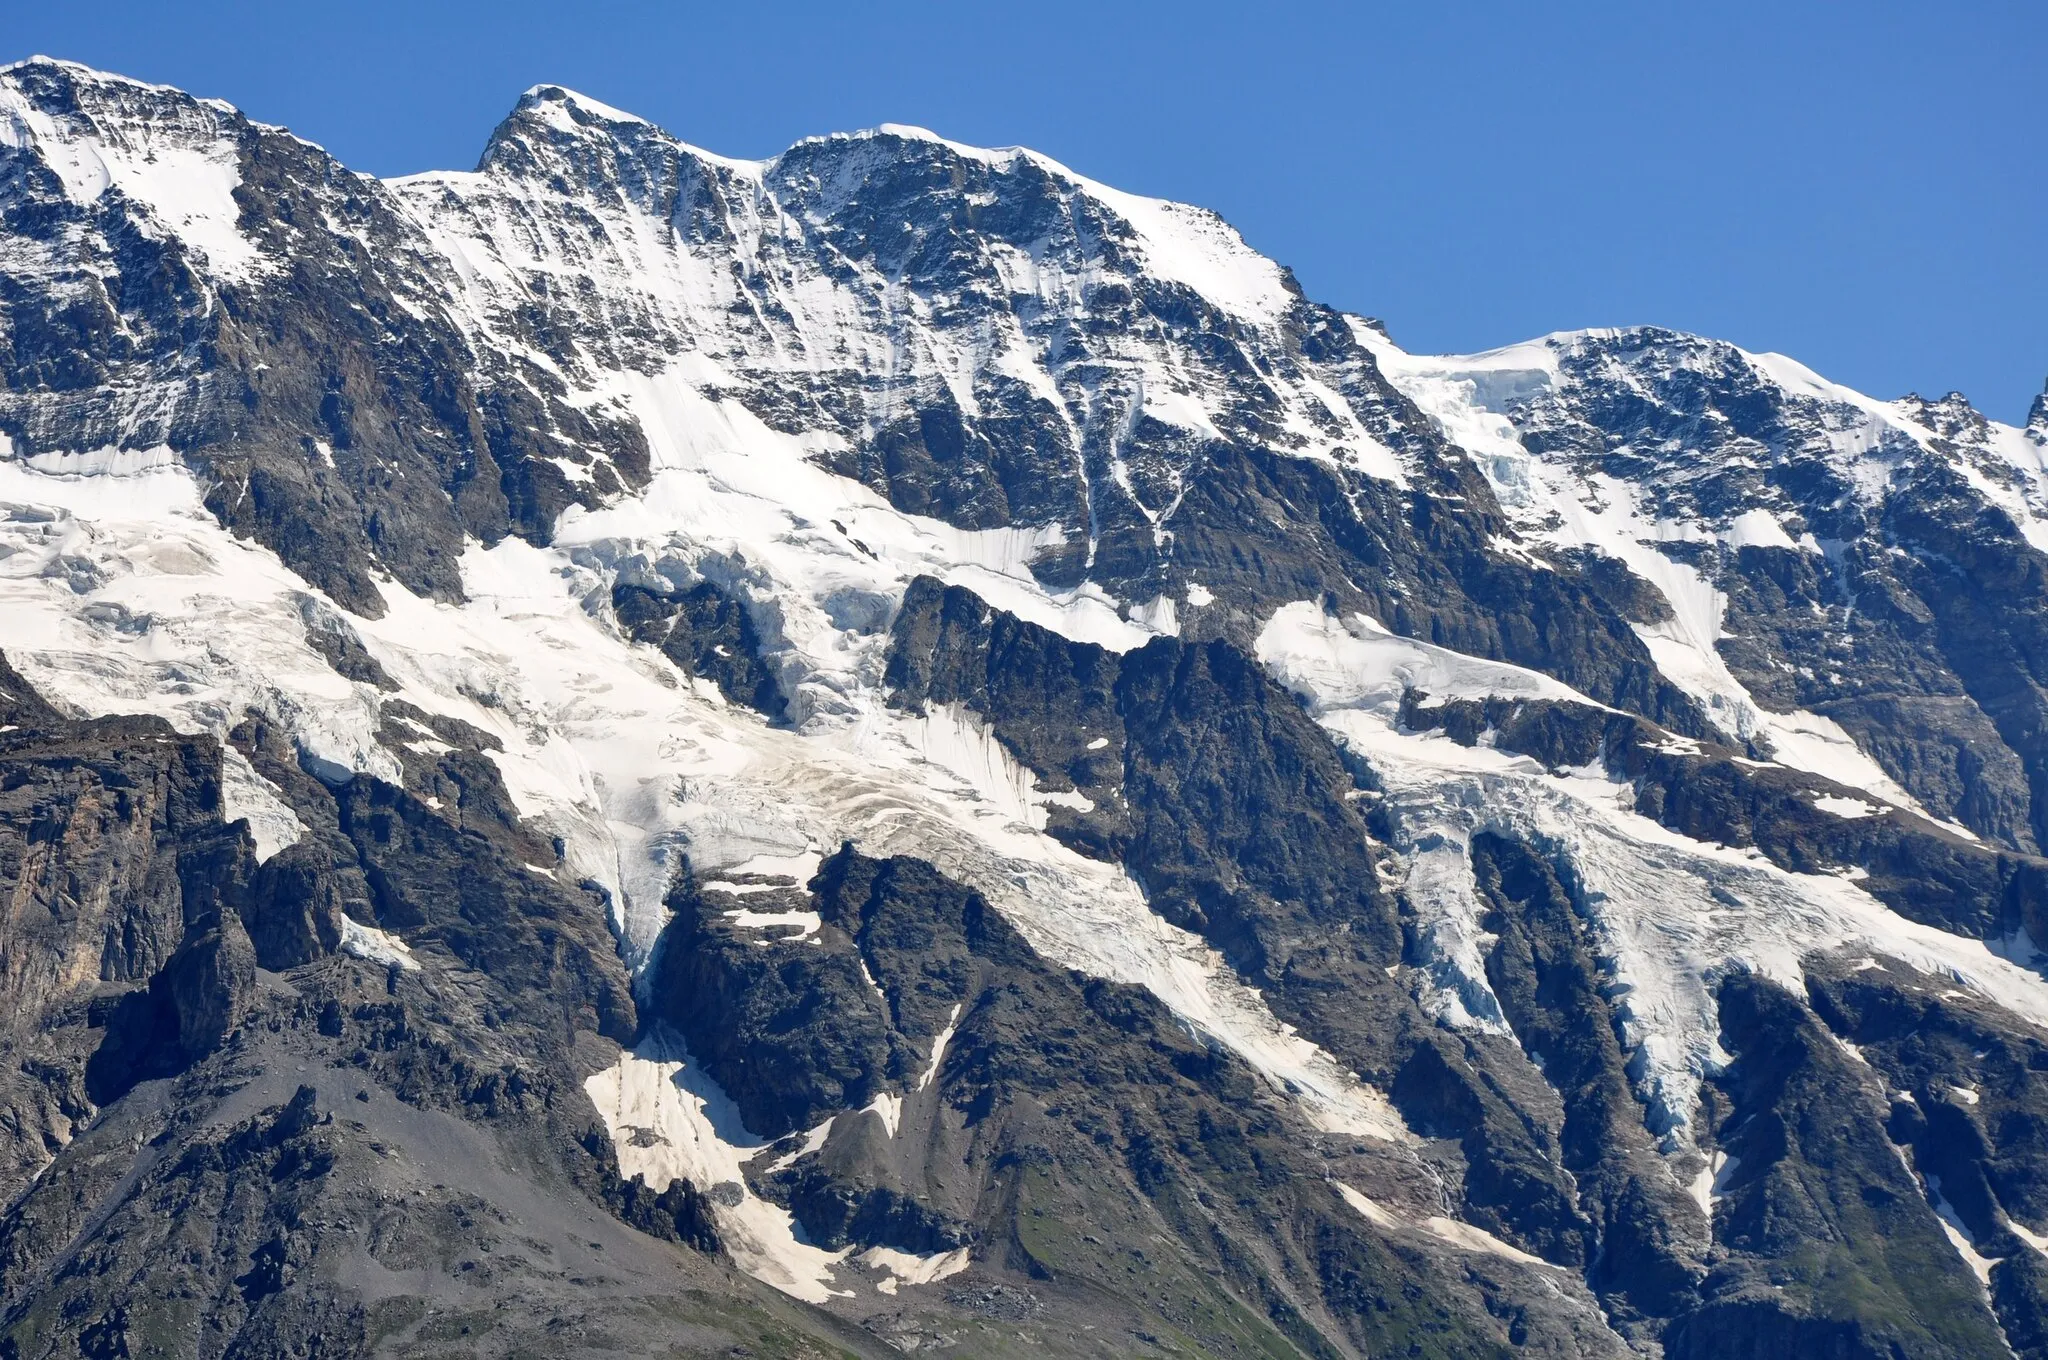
xmin=861 ymin=120 xmax=1023 ymax=160
xmin=468 ymin=84 xmax=1301 ymax=331
xmin=0 ymin=56 xmax=266 ymax=282
xmin=0 ymin=54 xmax=194 ymax=97
xmin=476 ymin=81 xmax=767 ymax=185
xmin=372 ymin=76 xmax=1420 ymax=623
xmin=518 ymin=82 xmax=656 ymax=130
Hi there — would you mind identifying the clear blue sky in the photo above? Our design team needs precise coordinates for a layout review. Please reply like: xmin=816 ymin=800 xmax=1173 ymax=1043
xmin=9 ymin=0 xmax=2044 ymax=419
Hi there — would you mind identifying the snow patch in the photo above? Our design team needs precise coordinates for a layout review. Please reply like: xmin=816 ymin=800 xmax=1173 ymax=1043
xmin=1255 ymin=600 xmax=1604 ymax=720
xmin=866 ymin=1091 xmax=904 ymax=1139
xmin=856 ymin=1245 xmax=971 ymax=1294
xmin=1332 ymin=1183 xmax=1556 ymax=1269
xmin=585 ymin=1033 xmax=854 ymax=1303
xmin=1722 ymin=508 xmax=1800 ymax=552
xmin=338 ymin=916 xmax=419 ymax=971
xmin=219 ymin=744 xmax=305 ymax=862
xmin=1926 ymin=1175 xmax=1998 ymax=1287
xmin=919 ymin=1003 xmax=963 ymax=1092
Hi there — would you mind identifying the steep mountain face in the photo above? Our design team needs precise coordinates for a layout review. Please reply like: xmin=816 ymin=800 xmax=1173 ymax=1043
xmin=1372 ymin=329 xmax=2048 ymax=853
xmin=2 ymin=54 xmax=2048 ymax=1358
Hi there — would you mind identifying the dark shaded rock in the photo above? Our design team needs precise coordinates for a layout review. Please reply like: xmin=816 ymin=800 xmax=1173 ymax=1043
xmin=614 ymin=577 xmax=789 ymax=721
xmin=1992 ymin=1247 xmax=2048 ymax=1360
xmin=609 ymin=1171 xmax=722 ymax=1254
xmin=1808 ymin=955 xmax=2048 ymax=1239
xmin=242 ymin=846 xmax=348 ymax=970
xmin=158 ymin=908 xmax=256 ymax=1061
xmin=648 ymin=866 xmax=907 ymax=1139
xmin=1679 ymin=972 xmax=2006 ymax=1359
xmin=1116 ymin=635 xmax=1399 ymax=978
xmin=0 ymin=653 xmax=268 ymax=1175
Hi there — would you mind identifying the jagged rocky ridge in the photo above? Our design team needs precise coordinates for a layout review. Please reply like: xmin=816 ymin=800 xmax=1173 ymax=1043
xmin=2 ymin=54 xmax=2048 ymax=1357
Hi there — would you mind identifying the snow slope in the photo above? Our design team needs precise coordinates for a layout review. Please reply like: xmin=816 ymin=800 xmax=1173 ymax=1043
xmin=1260 ymin=600 xmax=2048 ymax=1149
xmin=0 ymin=58 xmax=266 ymax=282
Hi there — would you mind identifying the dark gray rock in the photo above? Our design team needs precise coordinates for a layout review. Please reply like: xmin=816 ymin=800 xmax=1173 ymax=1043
xmin=613 ymin=577 xmax=790 ymax=721
xmin=1671 ymin=971 xmax=2006 ymax=1360
xmin=159 ymin=907 xmax=257 ymax=1061
xmin=648 ymin=865 xmax=908 ymax=1139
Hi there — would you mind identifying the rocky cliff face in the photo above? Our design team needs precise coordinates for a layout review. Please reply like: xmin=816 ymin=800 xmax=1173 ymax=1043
xmin=2 ymin=53 xmax=2047 ymax=1358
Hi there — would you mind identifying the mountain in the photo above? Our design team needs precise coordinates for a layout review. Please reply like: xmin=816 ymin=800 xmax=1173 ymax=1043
xmin=2 ymin=54 xmax=2047 ymax=1357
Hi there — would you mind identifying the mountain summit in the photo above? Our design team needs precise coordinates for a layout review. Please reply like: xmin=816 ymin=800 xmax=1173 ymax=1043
xmin=1 ymin=58 xmax=2046 ymax=1358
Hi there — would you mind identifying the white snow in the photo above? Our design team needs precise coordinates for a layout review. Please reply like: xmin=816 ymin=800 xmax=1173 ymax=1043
xmin=1398 ymin=834 xmax=1512 ymax=1033
xmin=864 ymin=1091 xmax=904 ymax=1139
xmin=521 ymin=84 xmax=655 ymax=131
xmin=584 ymin=1033 xmax=852 ymax=1303
xmin=919 ymin=1003 xmax=963 ymax=1091
xmin=1741 ymin=350 xmax=2048 ymax=549
xmin=0 ymin=68 xmax=264 ymax=281
xmin=857 ymin=956 xmax=887 ymax=1003
xmin=0 ymin=447 xmax=397 ymax=800
xmin=1721 ymin=508 xmax=1801 ymax=552
xmin=2010 ymin=1218 xmax=2048 ymax=1259
xmin=219 ymin=744 xmax=305 ymax=861
xmin=1687 ymin=1148 xmax=1742 ymax=1218
xmin=337 ymin=916 xmax=419 ymax=971
xmin=1067 ymin=175 xmax=1294 ymax=327
xmin=856 ymin=1245 xmax=972 ymax=1294
xmin=1255 ymin=600 xmax=1604 ymax=719
xmin=1332 ymin=1182 xmax=1557 ymax=1269
xmin=1925 ymin=1174 xmax=1999 ymax=1289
